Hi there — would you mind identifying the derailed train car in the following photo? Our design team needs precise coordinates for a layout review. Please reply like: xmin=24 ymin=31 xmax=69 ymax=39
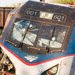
xmin=0 ymin=1 xmax=75 ymax=75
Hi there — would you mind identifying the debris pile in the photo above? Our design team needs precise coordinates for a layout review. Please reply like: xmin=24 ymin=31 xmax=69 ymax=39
xmin=0 ymin=49 xmax=15 ymax=75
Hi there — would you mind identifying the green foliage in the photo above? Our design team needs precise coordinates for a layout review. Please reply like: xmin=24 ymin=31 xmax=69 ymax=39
xmin=0 ymin=28 xmax=3 ymax=35
xmin=58 ymin=0 xmax=75 ymax=4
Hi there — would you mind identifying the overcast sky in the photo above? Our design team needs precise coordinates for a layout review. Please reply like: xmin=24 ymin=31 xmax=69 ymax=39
xmin=0 ymin=0 xmax=40 ymax=7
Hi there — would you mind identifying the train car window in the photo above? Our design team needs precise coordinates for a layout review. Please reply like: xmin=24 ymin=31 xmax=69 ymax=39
xmin=36 ymin=26 xmax=53 ymax=48
xmin=9 ymin=18 xmax=67 ymax=53
xmin=37 ymin=26 xmax=67 ymax=48
xmin=10 ymin=18 xmax=30 ymax=42
xmin=23 ymin=21 xmax=40 ymax=46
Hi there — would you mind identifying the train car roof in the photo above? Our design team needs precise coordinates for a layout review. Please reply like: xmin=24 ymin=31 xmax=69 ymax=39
xmin=19 ymin=1 xmax=75 ymax=14
xmin=13 ymin=1 xmax=75 ymax=25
